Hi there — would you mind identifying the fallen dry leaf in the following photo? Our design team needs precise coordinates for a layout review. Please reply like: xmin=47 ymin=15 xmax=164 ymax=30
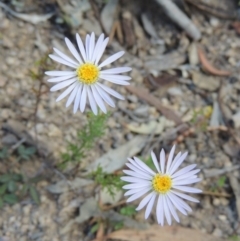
xmin=86 ymin=135 xmax=147 ymax=174
xmin=144 ymin=52 xmax=187 ymax=72
xmin=107 ymin=225 xmax=222 ymax=241
xmin=126 ymin=117 xmax=169 ymax=135
xmin=192 ymin=71 xmax=220 ymax=91
xmin=125 ymin=86 xmax=182 ymax=125
xmin=198 ymin=48 xmax=230 ymax=76
xmin=146 ymin=73 xmax=178 ymax=89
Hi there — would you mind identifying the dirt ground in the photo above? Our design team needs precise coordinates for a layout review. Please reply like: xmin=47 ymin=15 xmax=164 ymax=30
xmin=1 ymin=0 xmax=240 ymax=240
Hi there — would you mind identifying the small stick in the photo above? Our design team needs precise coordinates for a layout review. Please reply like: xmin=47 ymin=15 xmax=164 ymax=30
xmin=200 ymin=191 xmax=231 ymax=198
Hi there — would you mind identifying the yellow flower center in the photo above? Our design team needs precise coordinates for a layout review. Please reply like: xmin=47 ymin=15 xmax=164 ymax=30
xmin=152 ymin=174 xmax=172 ymax=194
xmin=76 ymin=63 xmax=99 ymax=85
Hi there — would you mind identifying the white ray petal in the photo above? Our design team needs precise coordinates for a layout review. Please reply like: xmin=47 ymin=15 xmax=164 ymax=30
xmin=171 ymin=164 xmax=197 ymax=179
xmin=53 ymin=48 xmax=79 ymax=66
xmin=66 ymin=83 xmax=81 ymax=107
xmin=145 ymin=192 xmax=156 ymax=219
xmin=151 ymin=151 xmax=160 ymax=173
xmin=91 ymin=85 xmax=107 ymax=113
xmin=56 ymin=82 xmax=77 ymax=102
xmin=127 ymin=160 xmax=152 ymax=177
xmin=95 ymin=85 xmax=115 ymax=107
xmin=160 ymin=149 xmax=165 ymax=173
xmin=50 ymin=78 xmax=77 ymax=91
xmin=65 ymin=37 xmax=83 ymax=63
xmin=85 ymin=34 xmax=90 ymax=61
xmin=133 ymin=157 xmax=156 ymax=176
xmin=123 ymin=170 xmax=152 ymax=180
xmin=125 ymin=163 xmax=153 ymax=179
xmin=87 ymin=86 xmax=98 ymax=115
xmin=166 ymin=145 xmax=176 ymax=173
xmin=163 ymin=195 xmax=172 ymax=225
xmin=99 ymin=51 xmax=124 ymax=68
xmin=73 ymin=85 xmax=82 ymax=113
xmin=88 ymin=32 xmax=95 ymax=62
xmin=167 ymin=152 xmax=181 ymax=174
xmin=123 ymin=182 xmax=151 ymax=190
xmin=167 ymin=192 xmax=188 ymax=215
xmin=172 ymin=169 xmax=200 ymax=181
xmin=49 ymin=54 xmax=78 ymax=68
xmin=121 ymin=176 xmax=147 ymax=183
xmin=171 ymin=190 xmax=199 ymax=203
xmin=169 ymin=192 xmax=192 ymax=212
xmin=96 ymin=83 xmax=124 ymax=100
xmin=166 ymin=195 xmax=179 ymax=223
xmin=45 ymin=71 xmax=75 ymax=76
xmin=136 ymin=192 xmax=154 ymax=211
xmin=173 ymin=178 xmax=201 ymax=186
xmin=100 ymin=67 xmax=132 ymax=74
xmin=101 ymin=77 xmax=130 ymax=85
xmin=76 ymin=33 xmax=87 ymax=62
xmin=127 ymin=188 xmax=150 ymax=202
xmin=124 ymin=188 xmax=143 ymax=196
xmin=100 ymin=74 xmax=131 ymax=81
xmin=47 ymin=74 xmax=76 ymax=83
xmin=157 ymin=195 xmax=164 ymax=226
xmin=95 ymin=37 xmax=109 ymax=65
xmin=80 ymin=85 xmax=87 ymax=112
xmin=169 ymin=152 xmax=188 ymax=175
xmin=128 ymin=158 xmax=145 ymax=171
xmin=173 ymin=185 xmax=202 ymax=193
xmin=92 ymin=34 xmax=104 ymax=63
xmin=124 ymin=186 xmax=151 ymax=196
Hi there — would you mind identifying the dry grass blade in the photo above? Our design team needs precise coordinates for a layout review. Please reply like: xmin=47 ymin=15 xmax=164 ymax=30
xmin=198 ymin=48 xmax=230 ymax=76
xmin=125 ymin=86 xmax=182 ymax=125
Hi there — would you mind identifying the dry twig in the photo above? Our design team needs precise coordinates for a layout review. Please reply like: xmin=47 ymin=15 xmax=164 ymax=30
xmin=201 ymin=191 xmax=231 ymax=198
xmin=99 ymin=199 xmax=126 ymax=211
xmin=125 ymin=85 xmax=182 ymax=125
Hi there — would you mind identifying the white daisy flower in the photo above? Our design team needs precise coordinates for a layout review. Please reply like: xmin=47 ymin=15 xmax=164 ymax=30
xmin=121 ymin=145 xmax=202 ymax=226
xmin=45 ymin=32 xmax=131 ymax=114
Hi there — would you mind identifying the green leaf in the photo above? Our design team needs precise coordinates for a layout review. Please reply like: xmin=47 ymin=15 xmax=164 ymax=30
xmin=120 ymin=206 xmax=137 ymax=217
xmin=114 ymin=221 xmax=124 ymax=230
xmin=0 ymin=184 xmax=7 ymax=195
xmin=8 ymin=181 xmax=17 ymax=193
xmin=25 ymin=147 xmax=36 ymax=155
xmin=29 ymin=186 xmax=40 ymax=204
xmin=217 ymin=176 xmax=226 ymax=188
xmin=29 ymin=175 xmax=43 ymax=183
xmin=0 ymin=198 xmax=4 ymax=208
xmin=90 ymin=223 xmax=99 ymax=234
xmin=11 ymin=173 xmax=22 ymax=182
xmin=0 ymin=147 xmax=8 ymax=159
xmin=0 ymin=174 xmax=12 ymax=183
xmin=17 ymin=145 xmax=36 ymax=161
xmin=60 ymin=112 xmax=109 ymax=168
xmin=20 ymin=184 xmax=29 ymax=197
xmin=3 ymin=194 xmax=18 ymax=204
